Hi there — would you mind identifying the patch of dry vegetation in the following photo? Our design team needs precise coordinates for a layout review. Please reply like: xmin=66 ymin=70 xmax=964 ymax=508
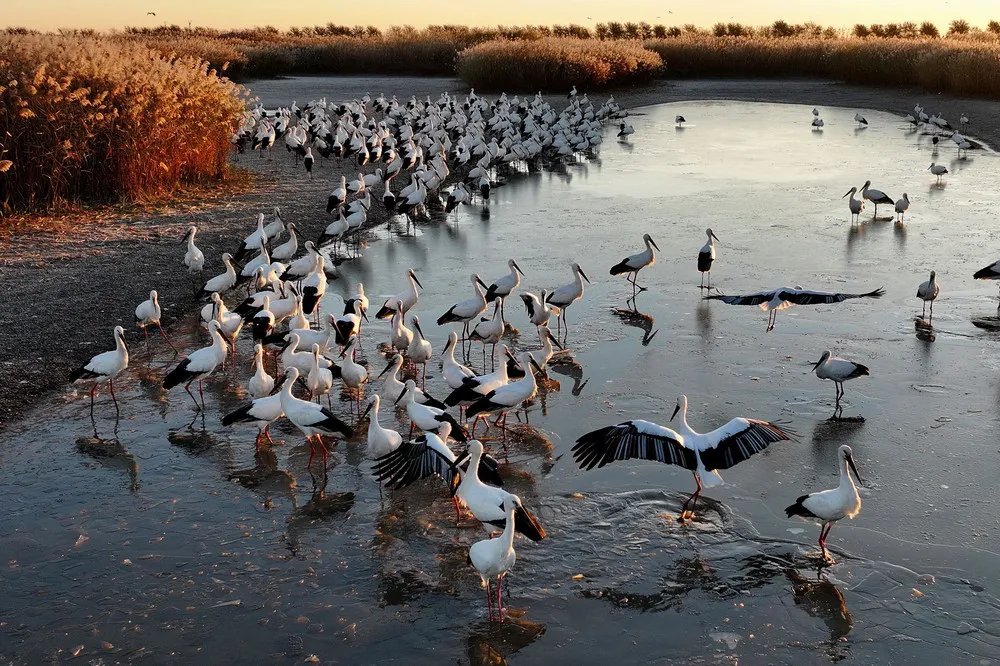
xmin=0 ymin=33 xmax=246 ymax=214
xmin=457 ymin=38 xmax=663 ymax=91
xmin=645 ymin=34 xmax=1000 ymax=97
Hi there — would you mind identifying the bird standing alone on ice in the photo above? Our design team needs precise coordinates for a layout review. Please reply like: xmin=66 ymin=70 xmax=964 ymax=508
xmin=812 ymin=350 xmax=869 ymax=418
xmin=610 ymin=234 xmax=659 ymax=294
xmin=70 ymin=326 xmax=129 ymax=418
xmin=894 ymin=193 xmax=909 ymax=222
xmin=697 ymin=228 xmax=719 ymax=288
xmin=786 ymin=445 xmax=864 ymax=562
xmin=929 ymin=162 xmax=948 ymax=183
xmin=916 ymin=271 xmax=940 ymax=321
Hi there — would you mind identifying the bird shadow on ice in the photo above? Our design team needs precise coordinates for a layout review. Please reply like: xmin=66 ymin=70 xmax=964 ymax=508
xmin=787 ymin=568 xmax=853 ymax=651
xmin=75 ymin=432 xmax=139 ymax=492
xmin=612 ymin=303 xmax=658 ymax=346
xmin=927 ymin=181 xmax=947 ymax=196
xmin=914 ymin=318 xmax=936 ymax=342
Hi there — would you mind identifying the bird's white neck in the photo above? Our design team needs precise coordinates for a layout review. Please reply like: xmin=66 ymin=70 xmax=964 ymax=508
xmin=839 ymin=459 xmax=857 ymax=490
xmin=501 ymin=503 xmax=516 ymax=548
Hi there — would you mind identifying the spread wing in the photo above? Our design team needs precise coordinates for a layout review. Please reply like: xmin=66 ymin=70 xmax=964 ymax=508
xmin=698 ymin=419 xmax=795 ymax=471
xmin=372 ymin=437 xmax=455 ymax=490
xmin=703 ymin=290 xmax=777 ymax=306
xmin=572 ymin=420 xmax=696 ymax=471
xmin=777 ymin=287 xmax=884 ymax=305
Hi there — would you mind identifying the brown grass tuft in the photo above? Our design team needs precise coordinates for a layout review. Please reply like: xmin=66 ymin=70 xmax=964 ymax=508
xmin=457 ymin=38 xmax=663 ymax=91
xmin=0 ymin=33 xmax=246 ymax=215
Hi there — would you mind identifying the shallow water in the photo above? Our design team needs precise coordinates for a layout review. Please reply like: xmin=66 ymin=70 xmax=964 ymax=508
xmin=5 ymin=98 xmax=1000 ymax=664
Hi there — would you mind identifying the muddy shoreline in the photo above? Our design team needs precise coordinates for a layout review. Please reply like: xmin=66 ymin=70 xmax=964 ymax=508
xmin=2 ymin=76 xmax=996 ymax=429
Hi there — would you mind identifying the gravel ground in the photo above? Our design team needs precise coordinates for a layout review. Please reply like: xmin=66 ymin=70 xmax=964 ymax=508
xmin=1 ymin=76 xmax=996 ymax=429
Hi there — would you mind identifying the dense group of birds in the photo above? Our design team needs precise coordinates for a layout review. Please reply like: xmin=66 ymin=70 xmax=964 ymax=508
xmin=67 ymin=89 xmax=998 ymax=623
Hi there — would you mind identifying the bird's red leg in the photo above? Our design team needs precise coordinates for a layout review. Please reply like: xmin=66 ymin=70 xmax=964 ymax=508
xmin=485 ymin=580 xmax=493 ymax=622
xmin=158 ymin=323 xmax=179 ymax=354
xmin=306 ymin=436 xmax=315 ymax=469
xmin=453 ymin=495 xmax=461 ymax=522
xmin=496 ymin=575 xmax=504 ymax=623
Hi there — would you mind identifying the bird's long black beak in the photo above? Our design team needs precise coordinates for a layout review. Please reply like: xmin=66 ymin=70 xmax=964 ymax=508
xmin=650 ymin=238 xmax=660 ymax=252
xmin=812 ymin=358 xmax=824 ymax=370
xmin=513 ymin=261 xmax=525 ymax=277
xmin=710 ymin=231 xmax=720 ymax=242
xmin=847 ymin=454 xmax=864 ymax=486
xmin=410 ymin=271 xmax=423 ymax=290
xmin=378 ymin=360 xmax=395 ymax=378
xmin=414 ymin=320 xmax=424 ymax=338
xmin=579 ymin=267 xmax=591 ymax=284
xmin=360 ymin=400 xmax=374 ymax=420
xmin=476 ymin=276 xmax=489 ymax=289
xmin=547 ymin=330 xmax=563 ymax=349
xmin=361 ymin=307 xmax=370 ymax=322
xmin=504 ymin=348 xmax=517 ymax=362
xmin=530 ymin=357 xmax=544 ymax=374
xmin=842 ymin=190 xmax=852 ymax=199
xmin=179 ymin=230 xmax=190 ymax=244
xmin=394 ymin=387 xmax=408 ymax=405
xmin=670 ymin=404 xmax=680 ymax=422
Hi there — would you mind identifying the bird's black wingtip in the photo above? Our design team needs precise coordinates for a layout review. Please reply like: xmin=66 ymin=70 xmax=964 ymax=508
xmin=785 ymin=495 xmax=818 ymax=519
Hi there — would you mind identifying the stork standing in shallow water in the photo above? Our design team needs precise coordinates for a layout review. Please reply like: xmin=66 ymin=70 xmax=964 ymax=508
xmin=610 ymin=234 xmax=659 ymax=295
xmin=916 ymin=271 xmax=939 ymax=321
xmin=279 ymin=367 xmax=353 ymax=469
xmin=469 ymin=494 xmax=519 ymax=623
xmin=163 ymin=320 xmax=228 ymax=411
xmin=375 ymin=269 xmax=423 ymax=319
xmin=843 ymin=187 xmax=864 ymax=224
xmin=928 ymin=162 xmax=948 ymax=183
xmin=812 ymin=351 xmax=869 ymax=415
xmin=697 ymin=228 xmax=720 ymax=288
xmin=786 ymin=445 xmax=863 ymax=562
xmin=860 ymin=180 xmax=894 ymax=218
xmin=484 ymin=260 xmax=525 ymax=319
xmin=437 ymin=274 xmax=489 ymax=352
xmin=704 ymin=285 xmax=885 ymax=332
xmin=70 ymin=326 xmax=129 ymax=418
xmin=546 ymin=263 xmax=591 ymax=336
xmin=573 ymin=395 xmax=794 ymax=520
xmin=894 ymin=193 xmax=909 ymax=222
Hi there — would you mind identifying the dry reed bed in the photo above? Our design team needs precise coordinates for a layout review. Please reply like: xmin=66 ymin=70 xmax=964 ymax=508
xmin=645 ymin=36 xmax=1000 ymax=97
xmin=457 ymin=38 xmax=663 ymax=90
xmin=0 ymin=34 xmax=245 ymax=214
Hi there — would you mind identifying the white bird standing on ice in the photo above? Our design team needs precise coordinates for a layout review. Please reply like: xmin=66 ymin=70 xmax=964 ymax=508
xmin=484 ymin=259 xmax=525 ymax=318
xmin=520 ymin=289 xmax=559 ymax=329
xmin=704 ymin=285 xmax=885 ymax=332
xmin=466 ymin=351 xmax=544 ymax=440
xmin=375 ymin=269 xmax=423 ymax=319
xmin=307 ymin=343 xmax=334 ymax=404
xmin=894 ymin=193 xmax=909 ymax=222
xmin=916 ymin=270 xmax=940 ymax=320
xmin=182 ymin=226 xmax=205 ymax=273
xmin=860 ymin=181 xmax=894 ymax=218
xmin=610 ymin=234 xmax=659 ymax=294
xmin=618 ymin=121 xmax=635 ymax=139
xmin=406 ymin=316 xmax=433 ymax=386
xmin=221 ymin=377 xmax=285 ymax=449
xmin=786 ymin=445 xmax=864 ymax=562
xmin=812 ymin=117 xmax=824 ymax=129
xmin=573 ymin=395 xmax=794 ymax=520
xmin=546 ymin=263 xmax=591 ymax=335
xmin=853 ymin=113 xmax=868 ymax=127
xmin=135 ymin=289 xmax=177 ymax=352
xmin=928 ymin=162 xmax=948 ymax=183
xmin=436 ymin=274 xmax=490 ymax=342
xmin=812 ymin=350 xmax=870 ymax=413
xmin=843 ymin=187 xmax=864 ymax=224
xmin=70 ymin=326 xmax=129 ymax=418
xmin=469 ymin=493 xmax=519 ymax=623
xmin=675 ymin=115 xmax=686 ymax=127
xmin=697 ymin=228 xmax=720 ymax=288
xmin=163 ymin=320 xmax=227 ymax=411
xmin=441 ymin=331 xmax=476 ymax=390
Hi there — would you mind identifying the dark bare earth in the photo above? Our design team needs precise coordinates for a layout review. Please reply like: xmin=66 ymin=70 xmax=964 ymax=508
xmin=1 ymin=77 xmax=996 ymax=428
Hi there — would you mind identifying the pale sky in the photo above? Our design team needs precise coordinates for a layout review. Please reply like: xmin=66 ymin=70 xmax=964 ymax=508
xmin=7 ymin=0 xmax=998 ymax=33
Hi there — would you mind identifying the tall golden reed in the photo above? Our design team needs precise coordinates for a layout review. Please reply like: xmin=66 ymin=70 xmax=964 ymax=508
xmin=0 ymin=34 xmax=245 ymax=215
xmin=456 ymin=38 xmax=663 ymax=90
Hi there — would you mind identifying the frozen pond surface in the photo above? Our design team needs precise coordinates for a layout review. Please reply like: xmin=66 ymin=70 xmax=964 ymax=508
xmin=5 ymin=99 xmax=1000 ymax=664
